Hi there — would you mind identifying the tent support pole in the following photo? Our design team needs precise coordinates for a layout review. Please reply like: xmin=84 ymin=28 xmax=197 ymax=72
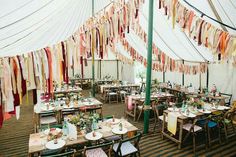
xmin=81 ymin=57 xmax=84 ymax=78
xmin=117 ymin=60 xmax=119 ymax=80
xmin=206 ymin=64 xmax=209 ymax=89
xmin=144 ymin=0 xmax=154 ymax=134
xmin=163 ymin=71 xmax=165 ymax=82
xmin=100 ymin=60 xmax=102 ymax=79
xmin=182 ymin=60 xmax=184 ymax=86
xmin=91 ymin=0 xmax=95 ymax=97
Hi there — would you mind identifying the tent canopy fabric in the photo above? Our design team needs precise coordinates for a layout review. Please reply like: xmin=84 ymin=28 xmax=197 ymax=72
xmin=0 ymin=0 xmax=111 ymax=57
xmin=0 ymin=0 xmax=235 ymax=62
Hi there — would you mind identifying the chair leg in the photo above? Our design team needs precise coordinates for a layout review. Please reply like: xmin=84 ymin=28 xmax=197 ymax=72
xmin=223 ymin=124 xmax=228 ymax=142
xmin=117 ymin=95 xmax=118 ymax=103
xmin=193 ymin=133 xmax=196 ymax=155
xmin=137 ymin=108 xmax=143 ymax=121
xmin=218 ymin=127 xmax=222 ymax=144
xmin=208 ymin=128 xmax=211 ymax=147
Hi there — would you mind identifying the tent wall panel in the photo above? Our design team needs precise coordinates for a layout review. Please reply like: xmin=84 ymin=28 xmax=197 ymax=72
xmin=208 ymin=63 xmax=235 ymax=100
xmin=152 ymin=71 xmax=164 ymax=82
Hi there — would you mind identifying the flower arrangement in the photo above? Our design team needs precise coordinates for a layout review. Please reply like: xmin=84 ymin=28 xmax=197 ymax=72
xmin=47 ymin=128 xmax=63 ymax=141
xmin=67 ymin=113 xmax=100 ymax=131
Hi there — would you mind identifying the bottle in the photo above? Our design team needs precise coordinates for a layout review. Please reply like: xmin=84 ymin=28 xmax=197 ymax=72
xmin=119 ymin=122 xmax=123 ymax=131
xmin=62 ymin=121 xmax=68 ymax=136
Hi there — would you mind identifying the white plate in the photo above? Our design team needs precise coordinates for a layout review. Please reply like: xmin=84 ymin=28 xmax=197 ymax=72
xmin=212 ymin=106 xmax=227 ymax=110
xmin=198 ymin=109 xmax=211 ymax=114
xmin=45 ymin=139 xmax=65 ymax=150
xmin=168 ymin=108 xmax=178 ymax=112
xmin=106 ymin=118 xmax=120 ymax=125
xmin=83 ymin=102 xmax=93 ymax=106
xmin=41 ymin=106 xmax=55 ymax=111
xmin=112 ymin=127 xmax=128 ymax=135
xmin=63 ymin=104 xmax=74 ymax=109
xmin=182 ymin=112 xmax=196 ymax=118
xmin=85 ymin=132 xmax=103 ymax=141
xmin=44 ymin=128 xmax=62 ymax=135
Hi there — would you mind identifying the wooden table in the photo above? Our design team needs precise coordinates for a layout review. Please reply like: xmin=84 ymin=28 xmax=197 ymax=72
xmin=69 ymin=78 xmax=92 ymax=89
xmin=28 ymin=119 xmax=138 ymax=156
xmin=125 ymin=93 xmax=174 ymax=121
xmin=161 ymin=106 xmax=229 ymax=149
xmin=53 ymin=87 xmax=82 ymax=95
xmin=34 ymin=98 xmax=103 ymax=132
xmin=100 ymin=84 xmax=140 ymax=101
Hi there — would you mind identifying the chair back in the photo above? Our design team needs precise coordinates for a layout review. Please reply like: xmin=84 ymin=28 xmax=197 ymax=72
xmin=115 ymin=132 xmax=142 ymax=156
xmin=219 ymin=92 xmax=232 ymax=106
xmin=154 ymin=102 xmax=168 ymax=117
xmin=83 ymin=141 xmax=113 ymax=157
xmin=40 ymin=149 xmax=75 ymax=157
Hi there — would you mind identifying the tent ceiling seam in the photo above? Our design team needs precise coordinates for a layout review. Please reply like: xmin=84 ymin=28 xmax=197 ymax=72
xmin=0 ymin=0 xmax=69 ymax=42
xmin=141 ymin=11 xmax=183 ymax=60
xmin=0 ymin=0 xmax=55 ymax=30
xmin=207 ymin=0 xmax=227 ymax=31
xmin=156 ymin=6 xmax=206 ymax=62
xmin=0 ymin=0 xmax=34 ymax=19
xmin=215 ymin=0 xmax=236 ymax=28
xmin=0 ymin=0 xmax=74 ymax=51
xmin=182 ymin=0 xmax=236 ymax=31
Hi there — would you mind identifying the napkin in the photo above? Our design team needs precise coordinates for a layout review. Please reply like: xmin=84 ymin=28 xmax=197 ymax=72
xmin=67 ymin=123 xmax=77 ymax=140
xmin=167 ymin=112 xmax=181 ymax=135
xmin=127 ymin=96 xmax=134 ymax=110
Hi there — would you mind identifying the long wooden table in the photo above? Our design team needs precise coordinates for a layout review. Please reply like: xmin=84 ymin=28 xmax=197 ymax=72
xmin=161 ymin=106 xmax=230 ymax=149
xmin=125 ymin=93 xmax=175 ymax=121
xmin=34 ymin=98 xmax=103 ymax=132
xmin=28 ymin=119 xmax=138 ymax=156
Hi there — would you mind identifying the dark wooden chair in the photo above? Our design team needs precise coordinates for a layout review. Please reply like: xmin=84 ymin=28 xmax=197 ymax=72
xmin=83 ymin=141 xmax=113 ymax=157
xmin=153 ymin=100 xmax=168 ymax=132
xmin=183 ymin=119 xmax=207 ymax=155
xmin=219 ymin=92 xmax=232 ymax=106
xmin=113 ymin=132 xmax=142 ymax=157
xmin=40 ymin=149 xmax=76 ymax=157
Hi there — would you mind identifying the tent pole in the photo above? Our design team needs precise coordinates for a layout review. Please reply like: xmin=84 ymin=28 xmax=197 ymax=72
xmin=100 ymin=59 xmax=102 ymax=79
xmin=144 ymin=0 xmax=154 ymax=134
xmin=182 ymin=60 xmax=184 ymax=86
xmin=91 ymin=0 xmax=95 ymax=97
xmin=81 ymin=57 xmax=84 ymax=78
xmin=117 ymin=60 xmax=119 ymax=80
xmin=163 ymin=71 xmax=165 ymax=82
xmin=206 ymin=64 xmax=209 ymax=89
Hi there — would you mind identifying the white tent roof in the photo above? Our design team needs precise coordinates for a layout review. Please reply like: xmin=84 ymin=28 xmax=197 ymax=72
xmin=0 ymin=0 xmax=235 ymax=62
xmin=0 ymin=0 xmax=111 ymax=57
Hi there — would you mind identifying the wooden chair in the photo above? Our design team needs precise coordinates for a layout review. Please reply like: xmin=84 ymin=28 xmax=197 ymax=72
xmin=83 ymin=141 xmax=113 ymax=157
xmin=182 ymin=119 xmax=207 ymax=155
xmin=153 ymin=101 xmax=168 ymax=132
xmin=221 ymin=109 xmax=236 ymax=142
xmin=37 ymin=111 xmax=58 ymax=133
xmin=113 ymin=132 xmax=142 ymax=157
xmin=219 ymin=92 xmax=232 ymax=106
xmin=106 ymin=87 xmax=119 ymax=104
xmin=40 ymin=149 xmax=76 ymax=157
xmin=119 ymin=87 xmax=129 ymax=103
xmin=197 ymin=115 xmax=221 ymax=147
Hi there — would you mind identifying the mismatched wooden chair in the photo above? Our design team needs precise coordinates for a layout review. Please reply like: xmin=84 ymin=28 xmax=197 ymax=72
xmin=219 ymin=92 xmax=232 ymax=106
xmin=83 ymin=141 xmax=113 ymax=157
xmin=113 ymin=132 xmax=142 ymax=157
xmin=182 ymin=119 xmax=207 ymax=155
xmin=40 ymin=149 xmax=76 ymax=157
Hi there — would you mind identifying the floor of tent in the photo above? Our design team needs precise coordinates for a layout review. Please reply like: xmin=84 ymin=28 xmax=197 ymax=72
xmin=0 ymin=90 xmax=236 ymax=157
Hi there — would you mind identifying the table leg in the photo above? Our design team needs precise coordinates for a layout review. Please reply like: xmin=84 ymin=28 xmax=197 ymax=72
xmin=178 ymin=120 xmax=183 ymax=149
xmin=162 ymin=113 xmax=166 ymax=140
